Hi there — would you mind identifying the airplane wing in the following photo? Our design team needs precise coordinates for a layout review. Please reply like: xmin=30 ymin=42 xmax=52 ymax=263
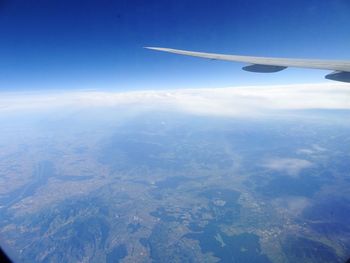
xmin=145 ymin=47 xmax=350 ymax=83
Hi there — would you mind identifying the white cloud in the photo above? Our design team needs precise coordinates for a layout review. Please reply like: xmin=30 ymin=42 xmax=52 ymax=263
xmin=0 ymin=83 xmax=349 ymax=116
xmin=262 ymin=158 xmax=313 ymax=176
xmin=297 ymin=149 xmax=316 ymax=155
xmin=273 ymin=196 xmax=311 ymax=216
xmin=297 ymin=144 xmax=327 ymax=155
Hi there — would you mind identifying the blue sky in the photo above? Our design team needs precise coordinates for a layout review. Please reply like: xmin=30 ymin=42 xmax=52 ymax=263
xmin=0 ymin=0 xmax=349 ymax=91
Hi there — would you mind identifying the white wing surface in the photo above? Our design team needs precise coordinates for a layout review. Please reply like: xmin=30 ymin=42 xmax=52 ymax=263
xmin=145 ymin=47 xmax=350 ymax=83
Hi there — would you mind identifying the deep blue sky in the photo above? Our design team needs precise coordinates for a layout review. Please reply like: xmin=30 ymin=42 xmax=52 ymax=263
xmin=0 ymin=0 xmax=349 ymax=91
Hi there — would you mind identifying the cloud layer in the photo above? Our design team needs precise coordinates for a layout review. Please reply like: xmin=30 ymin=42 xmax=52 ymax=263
xmin=0 ymin=83 xmax=350 ymax=116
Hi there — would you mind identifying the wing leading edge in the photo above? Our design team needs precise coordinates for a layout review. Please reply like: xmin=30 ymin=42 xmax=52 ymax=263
xmin=145 ymin=47 xmax=350 ymax=83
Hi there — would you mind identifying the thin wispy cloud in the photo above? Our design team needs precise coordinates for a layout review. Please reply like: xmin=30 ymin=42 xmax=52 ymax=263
xmin=297 ymin=144 xmax=327 ymax=156
xmin=262 ymin=158 xmax=313 ymax=177
xmin=272 ymin=196 xmax=311 ymax=216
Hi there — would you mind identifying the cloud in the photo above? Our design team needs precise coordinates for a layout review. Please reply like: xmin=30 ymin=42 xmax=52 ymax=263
xmin=0 ymin=83 xmax=349 ymax=116
xmin=297 ymin=144 xmax=327 ymax=155
xmin=262 ymin=158 xmax=313 ymax=176
xmin=272 ymin=196 xmax=311 ymax=216
xmin=297 ymin=149 xmax=316 ymax=155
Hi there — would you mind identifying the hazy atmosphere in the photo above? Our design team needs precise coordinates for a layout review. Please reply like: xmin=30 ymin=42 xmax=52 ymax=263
xmin=0 ymin=1 xmax=350 ymax=263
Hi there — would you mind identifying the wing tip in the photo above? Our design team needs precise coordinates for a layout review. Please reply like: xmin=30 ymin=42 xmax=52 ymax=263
xmin=144 ymin=46 xmax=169 ymax=51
